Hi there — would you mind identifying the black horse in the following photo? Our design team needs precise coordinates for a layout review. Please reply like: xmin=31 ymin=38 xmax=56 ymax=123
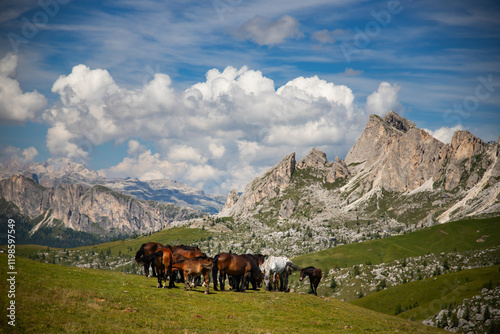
xmin=299 ymin=266 xmax=323 ymax=296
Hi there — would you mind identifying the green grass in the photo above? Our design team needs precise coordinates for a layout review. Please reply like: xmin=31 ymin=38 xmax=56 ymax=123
xmin=351 ymin=265 xmax=500 ymax=321
xmin=8 ymin=226 xmax=212 ymax=259
xmin=75 ymin=226 xmax=212 ymax=256
xmin=0 ymin=254 xmax=444 ymax=333
xmin=292 ymin=216 xmax=500 ymax=269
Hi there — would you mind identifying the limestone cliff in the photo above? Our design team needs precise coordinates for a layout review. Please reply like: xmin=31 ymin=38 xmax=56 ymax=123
xmin=0 ymin=175 xmax=200 ymax=236
xmin=221 ymin=189 xmax=239 ymax=213
xmin=221 ymin=153 xmax=296 ymax=217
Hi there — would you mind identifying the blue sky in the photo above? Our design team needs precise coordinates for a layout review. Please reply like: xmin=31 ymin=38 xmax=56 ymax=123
xmin=0 ymin=0 xmax=499 ymax=194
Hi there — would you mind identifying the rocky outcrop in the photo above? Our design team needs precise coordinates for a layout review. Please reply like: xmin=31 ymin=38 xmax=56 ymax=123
xmin=0 ymin=175 xmax=200 ymax=236
xmin=279 ymin=198 xmax=296 ymax=219
xmin=222 ymin=189 xmax=239 ymax=213
xmin=297 ymin=148 xmax=331 ymax=169
xmin=327 ymin=157 xmax=351 ymax=182
xmin=221 ymin=153 xmax=296 ymax=217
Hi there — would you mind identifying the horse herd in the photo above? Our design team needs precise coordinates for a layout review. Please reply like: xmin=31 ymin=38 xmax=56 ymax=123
xmin=134 ymin=242 xmax=323 ymax=295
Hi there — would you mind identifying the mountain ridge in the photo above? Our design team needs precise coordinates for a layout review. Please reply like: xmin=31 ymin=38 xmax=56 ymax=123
xmin=0 ymin=158 xmax=225 ymax=213
xmin=221 ymin=111 xmax=500 ymax=227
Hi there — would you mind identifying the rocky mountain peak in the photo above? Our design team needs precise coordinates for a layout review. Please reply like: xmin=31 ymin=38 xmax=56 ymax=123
xmin=220 ymin=153 xmax=296 ymax=217
xmin=222 ymin=188 xmax=239 ymax=212
xmin=449 ymin=130 xmax=485 ymax=160
xmin=297 ymin=148 xmax=330 ymax=169
xmin=383 ymin=111 xmax=416 ymax=133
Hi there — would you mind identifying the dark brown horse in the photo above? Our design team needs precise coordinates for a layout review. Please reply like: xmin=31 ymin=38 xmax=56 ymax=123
xmin=299 ymin=266 xmax=323 ymax=296
xmin=242 ymin=254 xmax=264 ymax=290
xmin=212 ymin=253 xmax=261 ymax=292
xmin=135 ymin=242 xmax=166 ymax=277
xmin=142 ymin=247 xmax=174 ymax=288
xmin=171 ymin=257 xmax=213 ymax=294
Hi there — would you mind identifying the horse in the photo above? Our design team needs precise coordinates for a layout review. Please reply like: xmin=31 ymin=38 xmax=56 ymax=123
xmin=212 ymin=253 xmax=261 ymax=292
xmin=135 ymin=242 xmax=167 ymax=277
xmin=241 ymin=254 xmax=264 ymax=290
xmin=142 ymin=247 xmax=174 ymax=288
xmin=260 ymin=256 xmax=298 ymax=292
xmin=171 ymin=257 xmax=213 ymax=294
xmin=171 ymin=245 xmax=206 ymax=286
xmin=299 ymin=266 xmax=323 ymax=296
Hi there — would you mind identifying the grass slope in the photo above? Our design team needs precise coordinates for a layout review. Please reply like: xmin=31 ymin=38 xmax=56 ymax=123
xmin=351 ymin=265 xmax=500 ymax=321
xmin=292 ymin=216 xmax=500 ymax=269
xmin=9 ymin=226 xmax=211 ymax=259
xmin=0 ymin=255 xmax=444 ymax=333
xmin=75 ymin=226 xmax=212 ymax=256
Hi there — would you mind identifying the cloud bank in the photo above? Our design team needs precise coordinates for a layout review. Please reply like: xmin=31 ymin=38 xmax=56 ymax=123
xmin=42 ymin=62 xmax=386 ymax=193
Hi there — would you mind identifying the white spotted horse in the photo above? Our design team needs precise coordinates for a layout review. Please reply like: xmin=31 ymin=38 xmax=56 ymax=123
xmin=260 ymin=256 xmax=298 ymax=292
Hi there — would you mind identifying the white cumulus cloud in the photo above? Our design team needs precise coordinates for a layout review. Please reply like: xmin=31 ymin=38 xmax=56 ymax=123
xmin=43 ymin=64 xmax=369 ymax=193
xmin=424 ymin=124 xmax=464 ymax=144
xmin=365 ymin=82 xmax=403 ymax=116
xmin=0 ymin=53 xmax=47 ymax=123
xmin=0 ymin=144 xmax=38 ymax=165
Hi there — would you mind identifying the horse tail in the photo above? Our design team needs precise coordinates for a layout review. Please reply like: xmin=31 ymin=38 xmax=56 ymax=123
xmin=212 ymin=254 xmax=220 ymax=290
xmin=288 ymin=262 xmax=299 ymax=271
xmin=143 ymin=250 xmax=163 ymax=269
xmin=135 ymin=243 xmax=147 ymax=264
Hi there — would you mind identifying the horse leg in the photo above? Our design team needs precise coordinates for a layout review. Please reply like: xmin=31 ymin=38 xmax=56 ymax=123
xmin=219 ymin=271 xmax=225 ymax=291
xmin=183 ymin=272 xmax=189 ymax=291
xmin=144 ymin=264 xmax=150 ymax=277
xmin=152 ymin=262 xmax=157 ymax=277
xmin=212 ymin=266 xmax=219 ymax=291
xmin=240 ymin=273 xmax=247 ymax=293
xmin=156 ymin=268 xmax=162 ymax=288
xmin=204 ymin=271 xmax=210 ymax=294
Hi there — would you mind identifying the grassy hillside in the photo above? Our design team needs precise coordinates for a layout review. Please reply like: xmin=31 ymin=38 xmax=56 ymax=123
xmin=0 ymin=255 xmax=443 ymax=333
xmin=75 ymin=226 xmax=213 ymax=256
xmin=351 ymin=265 xmax=500 ymax=321
xmin=292 ymin=216 xmax=500 ymax=269
xmin=9 ymin=226 xmax=211 ymax=258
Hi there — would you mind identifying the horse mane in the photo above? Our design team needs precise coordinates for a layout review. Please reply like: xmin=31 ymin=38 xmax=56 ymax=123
xmin=303 ymin=266 xmax=316 ymax=270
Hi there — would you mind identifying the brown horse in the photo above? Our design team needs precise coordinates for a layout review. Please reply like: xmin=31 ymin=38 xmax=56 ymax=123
xmin=299 ymin=266 xmax=323 ymax=296
xmin=171 ymin=257 xmax=213 ymax=294
xmin=142 ymin=247 xmax=174 ymax=288
xmin=212 ymin=253 xmax=261 ymax=292
xmin=170 ymin=245 xmax=206 ymax=287
xmin=242 ymin=254 xmax=264 ymax=290
xmin=135 ymin=242 xmax=166 ymax=277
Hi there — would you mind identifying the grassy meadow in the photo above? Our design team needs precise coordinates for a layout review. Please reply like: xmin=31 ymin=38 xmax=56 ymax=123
xmin=292 ymin=216 xmax=500 ymax=270
xmin=0 ymin=254 xmax=445 ymax=333
xmin=351 ymin=265 xmax=500 ymax=320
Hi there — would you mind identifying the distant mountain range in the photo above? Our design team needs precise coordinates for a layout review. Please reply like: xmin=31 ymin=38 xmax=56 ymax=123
xmin=0 ymin=158 xmax=224 ymax=246
xmin=0 ymin=158 xmax=225 ymax=213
